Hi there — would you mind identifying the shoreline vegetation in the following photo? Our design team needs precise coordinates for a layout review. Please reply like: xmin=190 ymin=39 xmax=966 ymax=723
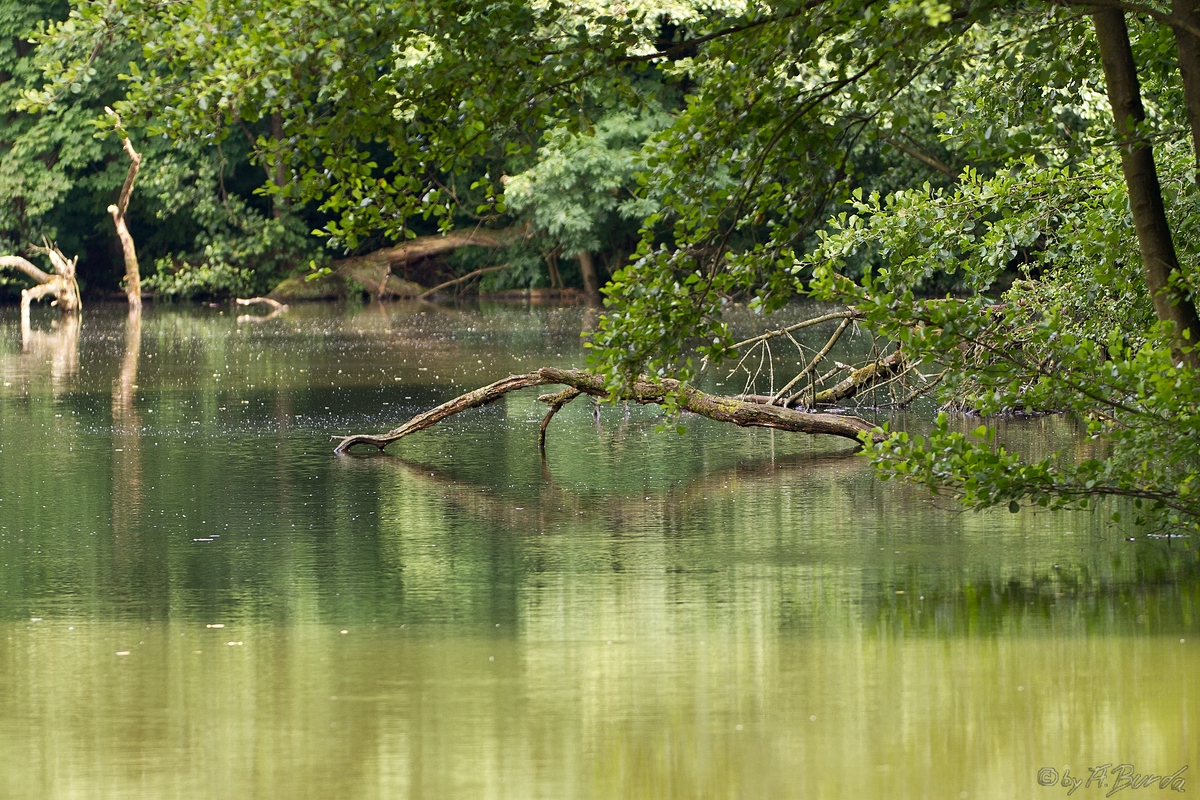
xmin=2 ymin=1 xmax=1199 ymax=531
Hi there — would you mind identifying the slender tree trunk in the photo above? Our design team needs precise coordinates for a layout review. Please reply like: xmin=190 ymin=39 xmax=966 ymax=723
xmin=546 ymin=247 xmax=562 ymax=289
xmin=577 ymin=251 xmax=599 ymax=299
xmin=271 ymin=113 xmax=289 ymax=219
xmin=1093 ymin=7 xmax=1200 ymax=363
xmin=110 ymin=208 xmax=141 ymax=309
xmin=1172 ymin=0 xmax=1200 ymax=172
xmin=105 ymin=109 xmax=143 ymax=310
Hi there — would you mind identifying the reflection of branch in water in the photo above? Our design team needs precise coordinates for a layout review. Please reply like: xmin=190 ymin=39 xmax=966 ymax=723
xmin=20 ymin=310 xmax=80 ymax=395
xmin=355 ymin=451 xmax=1198 ymax=633
xmin=338 ymin=447 xmax=865 ymax=533
xmin=236 ymin=296 xmax=289 ymax=324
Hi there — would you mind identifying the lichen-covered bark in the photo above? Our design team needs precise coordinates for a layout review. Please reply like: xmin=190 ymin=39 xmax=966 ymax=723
xmin=812 ymin=351 xmax=906 ymax=405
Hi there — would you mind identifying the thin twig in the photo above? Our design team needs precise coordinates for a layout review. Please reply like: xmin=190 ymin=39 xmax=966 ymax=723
xmin=730 ymin=309 xmax=861 ymax=350
xmin=537 ymin=387 xmax=582 ymax=450
xmin=417 ymin=263 xmax=509 ymax=300
xmin=769 ymin=317 xmax=851 ymax=405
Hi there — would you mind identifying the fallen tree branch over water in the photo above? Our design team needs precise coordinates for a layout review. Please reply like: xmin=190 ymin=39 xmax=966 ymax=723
xmin=333 ymin=367 xmax=882 ymax=454
xmin=236 ymin=296 xmax=288 ymax=312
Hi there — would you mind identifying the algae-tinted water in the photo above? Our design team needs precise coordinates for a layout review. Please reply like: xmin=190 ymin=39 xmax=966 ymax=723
xmin=0 ymin=302 xmax=1195 ymax=799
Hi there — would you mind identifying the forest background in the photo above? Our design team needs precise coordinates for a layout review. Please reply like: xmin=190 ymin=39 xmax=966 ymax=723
xmin=4 ymin=0 xmax=1200 ymax=534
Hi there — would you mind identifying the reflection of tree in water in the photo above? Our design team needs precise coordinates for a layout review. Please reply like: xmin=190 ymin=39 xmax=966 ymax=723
xmin=342 ymin=447 xmax=1200 ymax=635
xmin=17 ymin=308 xmax=81 ymax=395
xmin=110 ymin=308 xmax=166 ymax=603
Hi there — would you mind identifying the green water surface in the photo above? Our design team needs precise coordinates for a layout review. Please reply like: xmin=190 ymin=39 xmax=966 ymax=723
xmin=0 ymin=302 xmax=1196 ymax=799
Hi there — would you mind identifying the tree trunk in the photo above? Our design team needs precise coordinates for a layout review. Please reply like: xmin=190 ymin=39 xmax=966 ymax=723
xmin=1093 ymin=7 xmax=1200 ymax=363
xmin=1172 ymin=0 xmax=1200 ymax=172
xmin=105 ymin=109 xmax=143 ymax=310
xmin=271 ymin=112 xmax=289 ymax=219
xmin=109 ymin=208 xmax=141 ymax=309
xmin=577 ymin=251 xmax=600 ymax=299
xmin=546 ymin=247 xmax=562 ymax=289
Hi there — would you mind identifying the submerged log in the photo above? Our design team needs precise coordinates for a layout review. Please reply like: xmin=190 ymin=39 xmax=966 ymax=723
xmin=333 ymin=367 xmax=882 ymax=454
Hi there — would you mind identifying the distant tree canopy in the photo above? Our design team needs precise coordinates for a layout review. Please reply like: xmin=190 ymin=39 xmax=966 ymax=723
xmin=1 ymin=0 xmax=321 ymax=298
xmin=10 ymin=0 xmax=1200 ymax=531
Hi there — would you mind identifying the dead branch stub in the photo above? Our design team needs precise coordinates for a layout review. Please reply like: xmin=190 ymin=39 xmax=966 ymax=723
xmin=0 ymin=242 xmax=82 ymax=324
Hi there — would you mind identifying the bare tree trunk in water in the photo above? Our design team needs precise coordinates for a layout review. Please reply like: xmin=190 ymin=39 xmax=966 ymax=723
xmin=271 ymin=113 xmax=289 ymax=219
xmin=105 ymin=108 xmax=143 ymax=310
xmin=1172 ymin=0 xmax=1200 ymax=173
xmin=577 ymin=251 xmax=600 ymax=299
xmin=1093 ymin=8 xmax=1200 ymax=364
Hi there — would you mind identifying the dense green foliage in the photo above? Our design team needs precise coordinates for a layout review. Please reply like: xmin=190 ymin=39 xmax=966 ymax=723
xmin=10 ymin=0 xmax=1200 ymax=531
xmin=1 ymin=0 xmax=320 ymax=297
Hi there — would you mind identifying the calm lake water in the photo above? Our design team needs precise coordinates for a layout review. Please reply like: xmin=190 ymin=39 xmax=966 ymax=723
xmin=0 ymin=302 xmax=1196 ymax=799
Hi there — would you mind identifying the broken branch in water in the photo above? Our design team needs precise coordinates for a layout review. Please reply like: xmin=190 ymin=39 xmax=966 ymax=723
xmin=236 ymin=296 xmax=288 ymax=310
xmin=769 ymin=316 xmax=852 ymax=405
xmin=0 ymin=241 xmax=82 ymax=325
xmin=0 ymin=255 xmax=52 ymax=285
xmin=735 ymin=351 xmax=909 ymax=409
xmin=538 ymin=387 xmax=583 ymax=450
xmin=332 ymin=367 xmax=883 ymax=454
xmin=236 ymin=296 xmax=289 ymax=323
xmin=806 ymin=350 xmax=907 ymax=406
